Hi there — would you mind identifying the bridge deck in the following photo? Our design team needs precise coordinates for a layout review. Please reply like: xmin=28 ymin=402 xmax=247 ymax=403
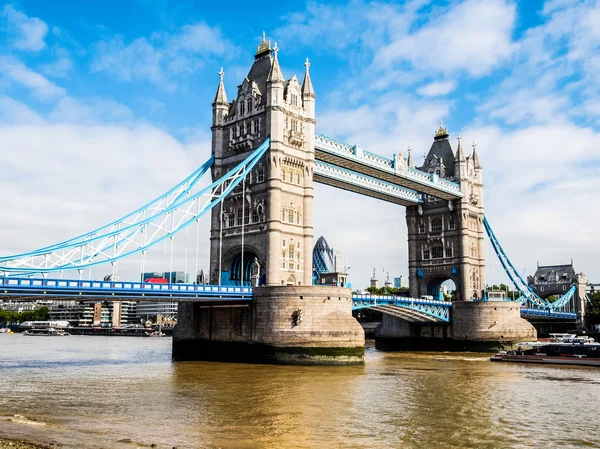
xmin=315 ymin=134 xmax=463 ymax=201
xmin=314 ymin=161 xmax=422 ymax=206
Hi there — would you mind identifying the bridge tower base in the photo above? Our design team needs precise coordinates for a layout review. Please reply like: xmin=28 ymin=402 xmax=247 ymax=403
xmin=375 ymin=302 xmax=536 ymax=351
xmin=173 ymin=286 xmax=365 ymax=365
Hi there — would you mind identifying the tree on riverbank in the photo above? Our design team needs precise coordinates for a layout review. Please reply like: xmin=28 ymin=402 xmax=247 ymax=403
xmin=0 ymin=307 xmax=49 ymax=324
xmin=365 ymin=286 xmax=409 ymax=296
xmin=586 ymin=292 xmax=600 ymax=324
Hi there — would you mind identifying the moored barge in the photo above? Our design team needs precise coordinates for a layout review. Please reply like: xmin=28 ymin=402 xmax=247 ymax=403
xmin=491 ymin=337 xmax=600 ymax=367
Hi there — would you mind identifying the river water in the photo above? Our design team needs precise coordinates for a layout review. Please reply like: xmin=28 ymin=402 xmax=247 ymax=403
xmin=1 ymin=335 xmax=599 ymax=449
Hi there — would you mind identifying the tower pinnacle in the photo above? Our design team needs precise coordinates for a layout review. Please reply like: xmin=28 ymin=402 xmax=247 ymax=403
xmin=301 ymin=57 xmax=316 ymax=98
xmin=213 ymin=67 xmax=228 ymax=105
xmin=407 ymin=145 xmax=415 ymax=168
xmin=472 ymin=141 xmax=481 ymax=168
xmin=267 ymin=42 xmax=284 ymax=83
xmin=255 ymin=31 xmax=271 ymax=57
xmin=455 ymin=133 xmax=465 ymax=161
xmin=434 ymin=120 xmax=449 ymax=139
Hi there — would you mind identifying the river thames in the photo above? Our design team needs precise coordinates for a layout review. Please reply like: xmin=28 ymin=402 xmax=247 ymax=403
xmin=1 ymin=335 xmax=599 ymax=449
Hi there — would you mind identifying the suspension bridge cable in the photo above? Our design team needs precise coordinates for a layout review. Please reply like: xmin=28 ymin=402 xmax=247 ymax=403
xmin=169 ymin=212 xmax=175 ymax=281
xmin=241 ymin=175 xmax=245 ymax=286
xmin=219 ymin=187 xmax=224 ymax=287
xmin=184 ymin=192 xmax=190 ymax=283
xmin=194 ymin=201 xmax=200 ymax=284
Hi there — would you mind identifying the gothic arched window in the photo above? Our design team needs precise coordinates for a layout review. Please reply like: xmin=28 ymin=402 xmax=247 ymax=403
xmin=418 ymin=222 xmax=426 ymax=234
xmin=257 ymin=204 xmax=265 ymax=222
xmin=247 ymin=98 xmax=252 ymax=112
xmin=257 ymin=166 xmax=265 ymax=183
xmin=423 ymin=246 xmax=431 ymax=260
xmin=448 ymin=218 xmax=456 ymax=230
xmin=431 ymin=218 xmax=443 ymax=233
xmin=240 ymin=101 xmax=245 ymax=115
xmin=431 ymin=245 xmax=444 ymax=259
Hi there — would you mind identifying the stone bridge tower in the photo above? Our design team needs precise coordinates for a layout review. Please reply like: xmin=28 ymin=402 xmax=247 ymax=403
xmin=209 ymin=34 xmax=315 ymax=287
xmin=406 ymin=124 xmax=485 ymax=301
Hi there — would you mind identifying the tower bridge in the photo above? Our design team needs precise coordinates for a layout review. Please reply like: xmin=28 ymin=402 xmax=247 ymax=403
xmin=0 ymin=35 xmax=587 ymax=364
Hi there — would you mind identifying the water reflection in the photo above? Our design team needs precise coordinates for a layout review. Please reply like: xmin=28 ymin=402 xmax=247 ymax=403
xmin=1 ymin=336 xmax=600 ymax=449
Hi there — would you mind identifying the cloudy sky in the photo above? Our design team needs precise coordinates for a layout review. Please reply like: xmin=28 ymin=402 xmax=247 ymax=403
xmin=0 ymin=0 xmax=598 ymax=288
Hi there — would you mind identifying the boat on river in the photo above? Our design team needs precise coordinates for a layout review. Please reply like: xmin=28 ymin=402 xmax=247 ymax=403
xmin=491 ymin=335 xmax=600 ymax=367
xmin=23 ymin=327 xmax=70 ymax=336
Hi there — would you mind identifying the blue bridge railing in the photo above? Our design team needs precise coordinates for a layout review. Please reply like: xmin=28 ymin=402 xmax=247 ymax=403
xmin=0 ymin=277 xmax=252 ymax=301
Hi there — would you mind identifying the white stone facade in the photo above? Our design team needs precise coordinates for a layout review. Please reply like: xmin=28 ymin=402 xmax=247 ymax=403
xmin=209 ymin=36 xmax=315 ymax=287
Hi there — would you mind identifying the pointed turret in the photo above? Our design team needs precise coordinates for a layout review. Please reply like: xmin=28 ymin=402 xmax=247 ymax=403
xmin=471 ymin=141 xmax=481 ymax=169
xmin=407 ymin=145 xmax=415 ymax=168
xmin=213 ymin=67 xmax=228 ymax=105
xmin=267 ymin=43 xmax=284 ymax=83
xmin=455 ymin=134 xmax=465 ymax=161
xmin=212 ymin=68 xmax=228 ymax=132
xmin=454 ymin=134 xmax=467 ymax=181
xmin=301 ymin=58 xmax=315 ymax=98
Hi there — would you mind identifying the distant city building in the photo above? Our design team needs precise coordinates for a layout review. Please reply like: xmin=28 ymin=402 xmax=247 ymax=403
xmin=393 ymin=276 xmax=410 ymax=289
xmin=48 ymin=301 xmax=137 ymax=327
xmin=370 ymin=269 xmax=378 ymax=289
xmin=142 ymin=271 xmax=189 ymax=283
xmin=312 ymin=236 xmax=350 ymax=287
xmin=135 ymin=302 xmax=178 ymax=321
xmin=384 ymin=272 xmax=392 ymax=288
xmin=334 ymin=254 xmax=345 ymax=274
xmin=527 ymin=261 xmax=583 ymax=299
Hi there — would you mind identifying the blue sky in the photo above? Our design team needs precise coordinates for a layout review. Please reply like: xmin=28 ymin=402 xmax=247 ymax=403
xmin=1 ymin=0 xmax=599 ymax=287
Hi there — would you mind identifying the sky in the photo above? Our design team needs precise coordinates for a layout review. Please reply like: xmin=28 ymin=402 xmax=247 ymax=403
xmin=0 ymin=0 xmax=599 ymax=288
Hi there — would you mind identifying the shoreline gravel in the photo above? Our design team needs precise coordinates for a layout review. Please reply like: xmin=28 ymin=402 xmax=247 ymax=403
xmin=0 ymin=438 xmax=55 ymax=448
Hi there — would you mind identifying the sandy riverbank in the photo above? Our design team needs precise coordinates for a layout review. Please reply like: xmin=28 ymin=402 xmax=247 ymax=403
xmin=0 ymin=438 xmax=54 ymax=448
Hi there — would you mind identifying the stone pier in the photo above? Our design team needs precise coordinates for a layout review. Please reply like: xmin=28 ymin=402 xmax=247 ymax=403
xmin=375 ymin=301 xmax=537 ymax=352
xmin=173 ymin=286 xmax=365 ymax=365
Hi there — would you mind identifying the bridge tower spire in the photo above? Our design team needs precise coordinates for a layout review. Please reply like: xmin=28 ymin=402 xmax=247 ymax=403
xmin=212 ymin=68 xmax=229 ymax=155
xmin=208 ymin=35 xmax=315 ymax=287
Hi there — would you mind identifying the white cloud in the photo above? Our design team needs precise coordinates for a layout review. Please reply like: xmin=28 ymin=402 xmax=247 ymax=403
xmin=481 ymin=90 xmax=571 ymax=125
xmin=462 ymin=121 xmax=600 ymax=282
xmin=0 ymin=96 xmax=44 ymax=124
xmin=0 ymin=56 xmax=65 ymax=99
xmin=91 ymin=22 xmax=237 ymax=87
xmin=1 ymin=4 xmax=48 ymax=51
xmin=48 ymin=97 xmax=135 ymax=124
xmin=41 ymin=52 xmax=73 ymax=78
xmin=92 ymin=37 xmax=163 ymax=83
xmin=417 ymin=81 xmax=457 ymax=97
xmin=375 ymin=0 xmax=517 ymax=77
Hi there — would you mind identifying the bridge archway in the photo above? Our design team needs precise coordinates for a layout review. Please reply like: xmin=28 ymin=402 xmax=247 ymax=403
xmin=222 ymin=249 xmax=262 ymax=287
xmin=426 ymin=277 xmax=456 ymax=301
